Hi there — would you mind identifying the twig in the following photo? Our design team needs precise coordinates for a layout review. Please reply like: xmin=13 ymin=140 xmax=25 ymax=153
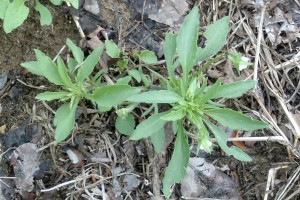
xmin=253 ymin=6 xmax=266 ymax=81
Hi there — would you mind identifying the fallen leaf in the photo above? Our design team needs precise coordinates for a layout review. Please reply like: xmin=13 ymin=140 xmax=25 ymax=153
xmin=9 ymin=143 xmax=40 ymax=198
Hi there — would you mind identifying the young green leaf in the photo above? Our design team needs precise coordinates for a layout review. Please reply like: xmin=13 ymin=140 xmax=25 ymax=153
xmin=194 ymin=16 xmax=230 ymax=64
xmin=205 ymin=108 xmax=269 ymax=131
xmin=67 ymin=58 xmax=78 ymax=72
xmin=162 ymin=123 xmax=189 ymax=197
xmin=176 ymin=6 xmax=199 ymax=75
xmin=105 ymin=40 xmax=120 ymax=58
xmin=197 ymin=79 xmax=221 ymax=104
xmin=115 ymin=114 xmax=135 ymax=136
xmin=130 ymin=112 xmax=166 ymax=140
xmin=34 ymin=0 xmax=52 ymax=26
xmin=163 ymin=33 xmax=177 ymax=76
xmin=212 ymin=80 xmax=257 ymax=99
xmin=66 ymin=39 xmax=84 ymax=63
xmin=127 ymin=90 xmax=182 ymax=104
xmin=36 ymin=91 xmax=69 ymax=101
xmin=86 ymin=85 xmax=140 ymax=111
xmin=49 ymin=0 xmax=63 ymax=5
xmin=116 ymin=76 xmax=132 ymax=85
xmin=139 ymin=50 xmax=157 ymax=64
xmin=77 ymin=45 xmax=104 ymax=83
xmin=54 ymin=100 xmax=78 ymax=143
xmin=57 ymin=56 xmax=73 ymax=88
xmin=117 ymin=59 xmax=128 ymax=69
xmin=128 ymin=69 xmax=142 ymax=83
xmin=3 ymin=0 xmax=29 ymax=33
xmin=0 ymin=0 xmax=9 ymax=19
xmin=204 ymin=119 xmax=252 ymax=161
xmin=20 ymin=61 xmax=44 ymax=76
xmin=161 ymin=109 xmax=186 ymax=121
xmin=34 ymin=49 xmax=64 ymax=85
xmin=150 ymin=127 xmax=165 ymax=153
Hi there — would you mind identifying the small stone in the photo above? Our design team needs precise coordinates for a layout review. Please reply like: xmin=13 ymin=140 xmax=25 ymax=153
xmin=83 ymin=0 xmax=100 ymax=16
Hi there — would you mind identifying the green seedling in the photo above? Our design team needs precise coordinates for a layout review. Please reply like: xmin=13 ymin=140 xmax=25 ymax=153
xmin=21 ymin=39 xmax=140 ymax=143
xmin=0 ymin=0 xmax=78 ymax=33
xmin=123 ymin=7 xmax=269 ymax=197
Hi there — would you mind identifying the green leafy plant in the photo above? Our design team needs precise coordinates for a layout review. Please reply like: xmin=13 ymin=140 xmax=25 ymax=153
xmin=0 ymin=0 xmax=78 ymax=33
xmin=121 ymin=7 xmax=269 ymax=197
xmin=21 ymin=38 xmax=140 ymax=143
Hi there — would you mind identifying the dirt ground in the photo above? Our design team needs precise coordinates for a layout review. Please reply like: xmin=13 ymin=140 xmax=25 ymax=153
xmin=0 ymin=0 xmax=300 ymax=200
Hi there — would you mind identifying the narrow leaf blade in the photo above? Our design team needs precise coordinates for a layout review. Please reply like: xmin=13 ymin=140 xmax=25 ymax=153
xmin=127 ymin=90 xmax=181 ymax=104
xmin=177 ymin=7 xmax=199 ymax=74
xmin=36 ymin=91 xmax=69 ymax=101
xmin=194 ymin=16 xmax=230 ymax=63
xmin=34 ymin=0 xmax=52 ymax=25
xmin=130 ymin=113 xmax=166 ymax=140
xmin=204 ymin=119 xmax=252 ymax=161
xmin=20 ymin=61 xmax=44 ymax=76
xmin=0 ymin=0 xmax=9 ymax=19
xmin=66 ymin=38 xmax=84 ymax=63
xmin=162 ymin=123 xmax=189 ymax=197
xmin=212 ymin=80 xmax=257 ymax=99
xmin=87 ymin=85 xmax=140 ymax=111
xmin=150 ymin=127 xmax=165 ymax=153
xmin=54 ymin=101 xmax=78 ymax=143
xmin=77 ymin=45 xmax=104 ymax=83
xmin=163 ymin=33 xmax=177 ymax=76
xmin=3 ymin=0 xmax=29 ymax=33
xmin=105 ymin=40 xmax=120 ymax=58
xmin=205 ymin=108 xmax=269 ymax=131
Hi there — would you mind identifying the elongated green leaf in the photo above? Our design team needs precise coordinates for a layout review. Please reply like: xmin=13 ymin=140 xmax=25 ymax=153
xmin=34 ymin=0 xmax=52 ymax=25
xmin=204 ymin=119 xmax=252 ymax=161
xmin=197 ymin=79 xmax=221 ymax=104
xmin=66 ymin=39 xmax=84 ymax=63
xmin=212 ymin=80 xmax=257 ymax=99
xmin=205 ymin=108 xmax=269 ymax=131
xmin=128 ymin=69 xmax=142 ymax=83
xmin=163 ymin=123 xmax=189 ymax=197
xmin=77 ymin=45 xmax=104 ymax=83
xmin=35 ymin=49 xmax=64 ymax=85
xmin=49 ymin=0 xmax=62 ymax=5
xmin=0 ymin=0 xmax=9 ymax=19
xmin=86 ymin=85 xmax=140 ymax=111
xmin=116 ymin=76 xmax=132 ymax=85
xmin=20 ymin=61 xmax=44 ymax=76
xmin=139 ymin=50 xmax=157 ymax=64
xmin=163 ymin=33 xmax=177 ymax=76
xmin=105 ymin=40 xmax=120 ymax=58
xmin=127 ymin=90 xmax=181 ymax=104
xmin=150 ymin=127 xmax=165 ymax=153
xmin=54 ymin=101 xmax=78 ymax=143
xmin=3 ymin=0 xmax=29 ymax=33
xmin=161 ymin=109 xmax=186 ymax=121
xmin=194 ymin=16 xmax=230 ymax=64
xmin=130 ymin=113 xmax=166 ymax=140
xmin=177 ymin=7 xmax=199 ymax=75
xmin=115 ymin=114 xmax=135 ymax=136
xmin=36 ymin=91 xmax=69 ymax=101
xmin=57 ymin=56 xmax=73 ymax=88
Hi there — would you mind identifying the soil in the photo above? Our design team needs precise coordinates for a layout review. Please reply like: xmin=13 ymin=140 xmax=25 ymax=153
xmin=1 ymin=1 xmax=300 ymax=200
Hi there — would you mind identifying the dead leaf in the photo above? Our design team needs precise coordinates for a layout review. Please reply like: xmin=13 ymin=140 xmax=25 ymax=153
xmin=9 ymin=143 xmax=40 ymax=198
xmin=181 ymin=157 xmax=241 ymax=199
xmin=124 ymin=174 xmax=140 ymax=191
xmin=147 ymin=0 xmax=189 ymax=29
xmin=0 ymin=124 xmax=6 ymax=134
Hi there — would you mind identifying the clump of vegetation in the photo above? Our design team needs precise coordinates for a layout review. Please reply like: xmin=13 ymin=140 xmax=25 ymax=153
xmin=0 ymin=0 xmax=78 ymax=33
xmin=20 ymin=6 xmax=268 ymax=197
